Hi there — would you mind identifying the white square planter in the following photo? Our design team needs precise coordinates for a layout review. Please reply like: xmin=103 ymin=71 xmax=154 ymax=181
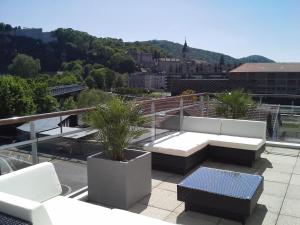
xmin=87 ymin=149 xmax=151 ymax=209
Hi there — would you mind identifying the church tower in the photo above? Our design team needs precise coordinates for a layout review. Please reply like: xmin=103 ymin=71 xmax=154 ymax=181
xmin=181 ymin=38 xmax=191 ymax=78
xmin=182 ymin=38 xmax=188 ymax=59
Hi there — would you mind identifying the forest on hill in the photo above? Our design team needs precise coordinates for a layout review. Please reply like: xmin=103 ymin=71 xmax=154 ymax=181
xmin=143 ymin=40 xmax=275 ymax=64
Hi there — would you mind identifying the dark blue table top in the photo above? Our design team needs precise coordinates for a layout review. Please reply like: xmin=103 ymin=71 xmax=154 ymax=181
xmin=178 ymin=167 xmax=263 ymax=200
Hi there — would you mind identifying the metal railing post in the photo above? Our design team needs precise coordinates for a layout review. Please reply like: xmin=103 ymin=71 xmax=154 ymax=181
xmin=272 ymin=105 xmax=280 ymax=141
xmin=207 ymin=95 xmax=210 ymax=117
xmin=179 ymin=97 xmax=184 ymax=131
xmin=151 ymin=102 xmax=156 ymax=141
xmin=30 ymin=121 xmax=38 ymax=164
xmin=200 ymin=95 xmax=204 ymax=117
xmin=60 ymin=115 xmax=63 ymax=134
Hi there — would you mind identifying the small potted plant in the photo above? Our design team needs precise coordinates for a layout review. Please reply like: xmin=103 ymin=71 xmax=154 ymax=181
xmin=87 ymin=97 xmax=151 ymax=209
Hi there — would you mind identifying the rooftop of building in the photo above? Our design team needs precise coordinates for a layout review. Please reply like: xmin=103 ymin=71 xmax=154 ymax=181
xmin=230 ymin=63 xmax=300 ymax=73
xmin=1 ymin=95 xmax=300 ymax=225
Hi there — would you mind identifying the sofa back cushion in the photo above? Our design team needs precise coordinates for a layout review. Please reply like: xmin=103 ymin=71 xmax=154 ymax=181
xmin=0 ymin=162 xmax=62 ymax=203
xmin=221 ymin=119 xmax=266 ymax=140
xmin=182 ymin=116 xmax=221 ymax=134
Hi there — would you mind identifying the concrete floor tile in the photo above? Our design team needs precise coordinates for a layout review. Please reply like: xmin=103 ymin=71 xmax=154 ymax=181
xmin=293 ymin=165 xmax=300 ymax=175
xmin=262 ymin=169 xmax=291 ymax=183
xmin=267 ymin=162 xmax=294 ymax=174
xmin=258 ymin=194 xmax=284 ymax=213
xmin=128 ymin=203 xmax=171 ymax=220
xmin=290 ymin=174 xmax=300 ymax=186
xmin=152 ymin=179 xmax=163 ymax=188
xmin=263 ymin=181 xmax=288 ymax=197
xmin=268 ymin=147 xmax=299 ymax=157
xmin=263 ymin=154 xmax=297 ymax=165
xmin=152 ymin=170 xmax=174 ymax=181
xmin=157 ymin=175 xmax=183 ymax=192
xmin=245 ymin=205 xmax=278 ymax=225
xmin=281 ymin=198 xmax=300 ymax=217
xmin=165 ymin=211 xmax=220 ymax=225
xmin=140 ymin=188 xmax=182 ymax=211
xmin=265 ymin=146 xmax=273 ymax=152
xmin=173 ymin=203 xmax=185 ymax=213
xmin=151 ymin=170 xmax=175 ymax=188
xmin=286 ymin=184 xmax=300 ymax=200
xmin=277 ymin=215 xmax=300 ymax=225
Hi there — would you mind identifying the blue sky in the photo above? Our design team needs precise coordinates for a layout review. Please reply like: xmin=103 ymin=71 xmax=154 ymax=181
xmin=1 ymin=0 xmax=300 ymax=62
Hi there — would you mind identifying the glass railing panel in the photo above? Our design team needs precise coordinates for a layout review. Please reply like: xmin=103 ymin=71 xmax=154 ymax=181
xmin=274 ymin=105 xmax=300 ymax=144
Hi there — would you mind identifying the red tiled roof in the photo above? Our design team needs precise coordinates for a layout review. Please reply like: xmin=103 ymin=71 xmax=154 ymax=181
xmin=230 ymin=63 xmax=300 ymax=73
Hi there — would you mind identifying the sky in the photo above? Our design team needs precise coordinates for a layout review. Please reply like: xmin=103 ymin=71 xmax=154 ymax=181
xmin=1 ymin=0 xmax=300 ymax=62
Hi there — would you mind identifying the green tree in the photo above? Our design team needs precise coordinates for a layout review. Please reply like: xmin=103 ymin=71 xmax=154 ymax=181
xmin=83 ymin=64 xmax=93 ymax=79
xmin=62 ymin=60 xmax=83 ymax=77
xmin=115 ymin=75 xmax=124 ymax=88
xmin=77 ymin=89 xmax=112 ymax=108
xmin=32 ymin=82 xmax=59 ymax=113
xmin=104 ymin=68 xmax=116 ymax=90
xmin=0 ymin=76 xmax=35 ymax=118
xmin=8 ymin=54 xmax=41 ymax=77
xmin=85 ymin=75 xmax=96 ymax=89
xmin=216 ymin=90 xmax=255 ymax=119
xmin=90 ymin=69 xmax=105 ymax=89
xmin=47 ymin=72 xmax=79 ymax=86
xmin=108 ymin=53 xmax=135 ymax=73
xmin=63 ymin=97 xmax=77 ymax=110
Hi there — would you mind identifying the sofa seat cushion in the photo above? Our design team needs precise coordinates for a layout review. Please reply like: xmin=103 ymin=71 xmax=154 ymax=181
xmin=112 ymin=209 xmax=172 ymax=225
xmin=143 ymin=132 xmax=209 ymax=157
xmin=43 ymin=196 xmax=112 ymax=225
xmin=209 ymin=135 xmax=265 ymax=151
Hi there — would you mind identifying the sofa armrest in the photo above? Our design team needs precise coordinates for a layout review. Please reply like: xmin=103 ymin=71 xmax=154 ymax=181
xmin=0 ymin=192 xmax=52 ymax=225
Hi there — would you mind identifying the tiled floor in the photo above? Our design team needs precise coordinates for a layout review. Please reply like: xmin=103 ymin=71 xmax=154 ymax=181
xmin=127 ymin=146 xmax=300 ymax=225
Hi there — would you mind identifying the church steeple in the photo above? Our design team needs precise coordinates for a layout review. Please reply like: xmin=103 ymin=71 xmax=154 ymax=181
xmin=182 ymin=37 xmax=188 ymax=58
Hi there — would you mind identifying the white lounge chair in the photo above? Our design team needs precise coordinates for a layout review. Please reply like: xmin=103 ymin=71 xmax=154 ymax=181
xmin=0 ymin=162 xmax=171 ymax=225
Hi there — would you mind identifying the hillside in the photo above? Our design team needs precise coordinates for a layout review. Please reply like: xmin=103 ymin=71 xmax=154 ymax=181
xmin=0 ymin=22 xmax=275 ymax=74
xmin=239 ymin=55 xmax=275 ymax=63
xmin=0 ymin=23 xmax=168 ymax=73
xmin=143 ymin=40 xmax=274 ymax=64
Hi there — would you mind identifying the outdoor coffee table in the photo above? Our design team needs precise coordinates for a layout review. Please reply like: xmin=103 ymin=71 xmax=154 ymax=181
xmin=177 ymin=167 xmax=263 ymax=223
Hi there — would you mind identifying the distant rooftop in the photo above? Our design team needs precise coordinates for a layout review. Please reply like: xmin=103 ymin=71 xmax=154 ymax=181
xmin=230 ymin=63 xmax=300 ymax=73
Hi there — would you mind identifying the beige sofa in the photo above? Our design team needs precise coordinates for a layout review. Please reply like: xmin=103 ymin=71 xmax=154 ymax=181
xmin=144 ymin=116 xmax=266 ymax=174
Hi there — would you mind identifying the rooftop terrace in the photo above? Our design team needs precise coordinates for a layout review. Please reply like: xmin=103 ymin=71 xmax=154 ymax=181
xmin=0 ymin=94 xmax=300 ymax=225
xmin=4 ymin=145 xmax=298 ymax=225
xmin=119 ymin=146 xmax=300 ymax=225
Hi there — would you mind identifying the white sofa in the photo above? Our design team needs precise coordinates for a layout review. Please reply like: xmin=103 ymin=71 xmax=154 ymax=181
xmin=0 ymin=162 xmax=171 ymax=225
xmin=144 ymin=116 xmax=266 ymax=173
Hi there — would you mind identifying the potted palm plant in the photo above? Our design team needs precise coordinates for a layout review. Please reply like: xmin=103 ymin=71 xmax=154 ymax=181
xmin=87 ymin=97 xmax=151 ymax=209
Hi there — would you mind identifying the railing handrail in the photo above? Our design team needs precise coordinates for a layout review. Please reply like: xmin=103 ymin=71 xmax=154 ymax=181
xmin=0 ymin=107 xmax=95 ymax=126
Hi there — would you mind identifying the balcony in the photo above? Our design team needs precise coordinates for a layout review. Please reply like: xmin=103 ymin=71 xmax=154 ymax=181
xmin=0 ymin=94 xmax=299 ymax=225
